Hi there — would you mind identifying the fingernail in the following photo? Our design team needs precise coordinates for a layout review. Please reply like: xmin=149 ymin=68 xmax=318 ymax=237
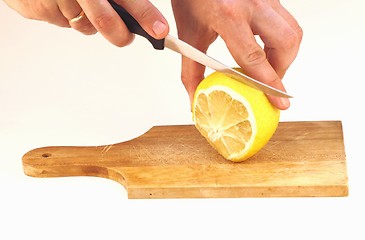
xmin=280 ymin=97 xmax=291 ymax=109
xmin=152 ymin=20 xmax=167 ymax=36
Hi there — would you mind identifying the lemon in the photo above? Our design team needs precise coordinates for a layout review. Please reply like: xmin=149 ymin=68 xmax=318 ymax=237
xmin=192 ymin=70 xmax=280 ymax=162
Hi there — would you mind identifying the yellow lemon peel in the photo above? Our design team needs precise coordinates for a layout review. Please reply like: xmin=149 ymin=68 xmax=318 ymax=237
xmin=192 ymin=70 xmax=280 ymax=162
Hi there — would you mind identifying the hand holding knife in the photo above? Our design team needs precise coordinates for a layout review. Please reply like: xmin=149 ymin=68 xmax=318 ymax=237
xmin=108 ymin=0 xmax=292 ymax=99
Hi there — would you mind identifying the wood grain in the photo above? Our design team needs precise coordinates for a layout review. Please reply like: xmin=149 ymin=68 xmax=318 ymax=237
xmin=22 ymin=121 xmax=348 ymax=199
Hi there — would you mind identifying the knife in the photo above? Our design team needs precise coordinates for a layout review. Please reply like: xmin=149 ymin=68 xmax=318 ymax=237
xmin=108 ymin=0 xmax=292 ymax=98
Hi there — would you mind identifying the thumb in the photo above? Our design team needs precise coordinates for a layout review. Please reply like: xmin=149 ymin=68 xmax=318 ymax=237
xmin=115 ymin=0 xmax=169 ymax=39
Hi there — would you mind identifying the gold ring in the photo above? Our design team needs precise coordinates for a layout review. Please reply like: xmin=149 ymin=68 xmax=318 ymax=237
xmin=69 ymin=10 xmax=85 ymax=23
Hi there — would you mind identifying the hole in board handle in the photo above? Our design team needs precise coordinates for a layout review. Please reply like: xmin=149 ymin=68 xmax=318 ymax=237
xmin=42 ymin=153 xmax=52 ymax=158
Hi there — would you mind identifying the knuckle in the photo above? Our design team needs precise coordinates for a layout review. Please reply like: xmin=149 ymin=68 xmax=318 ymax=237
xmin=249 ymin=0 xmax=265 ymax=9
xmin=79 ymin=23 xmax=98 ymax=36
xmin=268 ymin=77 xmax=282 ymax=85
xmin=282 ymin=29 xmax=298 ymax=49
xmin=30 ymin=2 xmax=68 ymax=27
xmin=93 ymin=13 xmax=114 ymax=30
xmin=31 ymin=1 xmax=48 ymax=19
xmin=264 ymin=76 xmax=284 ymax=96
xmin=243 ymin=44 xmax=267 ymax=66
xmin=218 ymin=1 xmax=242 ymax=20
xmin=93 ymin=13 xmax=133 ymax=46
xmin=138 ymin=7 xmax=155 ymax=21
xmin=295 ymin=24 xmax=304 ymax=43
xmin=281 ymin=24 xmax=303 ymax=50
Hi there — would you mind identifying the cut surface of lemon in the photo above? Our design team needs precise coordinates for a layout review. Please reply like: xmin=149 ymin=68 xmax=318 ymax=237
xmin=192 ymin=70 xmax=280 ymax=162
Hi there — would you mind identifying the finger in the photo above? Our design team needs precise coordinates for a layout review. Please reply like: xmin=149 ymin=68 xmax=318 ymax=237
xmin=270 ymin=3 xmax=303 ymax=78
xmin=220 ymin=22 xmax=290 ymax=110
xmin=31 ymin=1 xmax=70 ymax=27
xmin=176 ymin=29 xmax=217 ymax=105
xmin=252 ymin=5 xmax=302 ymax=79
xmin=271 ymin=0 xmax=303 ymax=43
xmin=58 ymin=0 xmax=83 ymax=22
xmin=77 ymin=0 xmax=134 ymax=47
xmin=181 ymin=56 xmax=207 ymax=105
xmin=58 ymin=0 xmax=97 ymax=35
xmin=115 ymin=0 xmax=169 ymax=39
xmin=68 ymin=11 xmax=98 ymax=35
xmin=180 ymin=37 xmax=209 ymax=104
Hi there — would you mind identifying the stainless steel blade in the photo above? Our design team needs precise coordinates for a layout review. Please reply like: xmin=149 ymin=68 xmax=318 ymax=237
xmin=164 ymin=35 xmax=292 ymax=98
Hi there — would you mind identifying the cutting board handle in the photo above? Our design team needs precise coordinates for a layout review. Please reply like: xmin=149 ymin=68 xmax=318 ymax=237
xmin=22 ymin=144 xmax=128 ymax=188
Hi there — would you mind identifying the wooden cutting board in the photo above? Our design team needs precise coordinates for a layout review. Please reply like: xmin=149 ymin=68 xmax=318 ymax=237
xmin=22 ymin=121 xmax=348 ymax=199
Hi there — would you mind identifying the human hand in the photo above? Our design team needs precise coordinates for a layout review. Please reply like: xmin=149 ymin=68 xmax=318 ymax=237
xmin=171 ymin=0 xmax=302 ymax=110
xmin=3 ymin=0 xmax=169 ymax=47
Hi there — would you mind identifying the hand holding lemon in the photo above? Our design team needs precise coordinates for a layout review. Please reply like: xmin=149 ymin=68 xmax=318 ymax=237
xmin=172 ymin=0 xmax=302 ymax=110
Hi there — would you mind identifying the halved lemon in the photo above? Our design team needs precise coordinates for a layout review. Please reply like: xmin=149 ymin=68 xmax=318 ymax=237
xmin=192 ymin=70 xmax=280 ymax=162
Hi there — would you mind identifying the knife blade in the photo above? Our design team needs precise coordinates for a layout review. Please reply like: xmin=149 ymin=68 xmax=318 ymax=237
xmin=108 ymin=0 xmax=292 ymax=98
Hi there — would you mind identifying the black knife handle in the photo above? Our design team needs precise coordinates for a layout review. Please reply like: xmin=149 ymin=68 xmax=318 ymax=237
xmin=108 ymin=0 xmax=165 ymax=50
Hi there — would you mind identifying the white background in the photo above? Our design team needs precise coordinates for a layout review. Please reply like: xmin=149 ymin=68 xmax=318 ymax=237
xmin=1 ymin=0 xmax=364 ymax=239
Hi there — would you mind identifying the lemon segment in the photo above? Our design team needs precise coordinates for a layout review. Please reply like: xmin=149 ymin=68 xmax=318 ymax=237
xmin=192 ymin=70 xmax=280 ymax=162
